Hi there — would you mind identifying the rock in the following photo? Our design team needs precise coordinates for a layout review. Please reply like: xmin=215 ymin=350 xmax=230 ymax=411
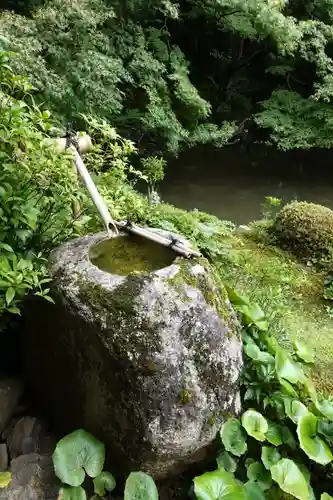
xmin=0 ymin=453 xmax=60 ymax=499
xmin=236 ymin=224 xmax=251 ymax=235
xmin=0 ymin=379 xmax=23 ymax=435
xmin=6 ymin=417 xmax=56 ymax=459
xmin=0 ymin=444 xmax=8 ymax=472
xmin=23 ymin=232 xmax=243 ymax=479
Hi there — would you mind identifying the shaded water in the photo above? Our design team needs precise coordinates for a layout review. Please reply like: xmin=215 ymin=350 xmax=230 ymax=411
xmin=161 ymin=146 xmax=333 ymax=224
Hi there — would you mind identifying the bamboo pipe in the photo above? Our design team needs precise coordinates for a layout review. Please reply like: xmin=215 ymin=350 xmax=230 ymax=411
xmin=116 ymin=221 xmax=201 ymax=259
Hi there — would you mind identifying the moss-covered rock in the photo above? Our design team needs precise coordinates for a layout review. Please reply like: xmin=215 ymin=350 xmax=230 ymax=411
xmin=22 ymin=231 xmax=243 ymax=480
xmin=272 ymin=201 xmax=333 ymax=263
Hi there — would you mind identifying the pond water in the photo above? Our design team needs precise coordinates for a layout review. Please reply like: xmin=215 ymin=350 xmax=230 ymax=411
xmin=160 ymin=146 xmax=333 ymax=224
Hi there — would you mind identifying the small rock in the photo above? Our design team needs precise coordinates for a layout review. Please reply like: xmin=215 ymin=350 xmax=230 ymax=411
xmin=235 ymin=224 xmax=251 ymax=235
xmin=0 ymin=453 xmax=60 ymax=499
xmin=6 ymin=417 xmax=56 ymax=459
xmin=0 ymin=379 xmax=23 ymax=434
xmin=0 ymin=444 xmax=8 ymax=472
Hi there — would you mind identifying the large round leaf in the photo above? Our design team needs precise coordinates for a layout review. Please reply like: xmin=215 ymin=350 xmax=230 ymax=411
xmin=284 ymin=399 xmax=310 ymax=424
xmin=261 ymin=446 xmax=281 ymax=470
xmin=321 ymin=494 xmax=333 ymax=500
xmin=246 ymin=461 xmax=272 ymax=490
xmin=275 ymin=349 xmax=304 ymax=385
xmin=243 ymin=482 xmax=266 ymax=500
xmin=315 ymin=399 xmax=333 ymax=421
xmin=293 ymin=339 xmax=314 ymax=364
xmin=220 ymin=419 xmax=247 ymax=457
xmin=297 ymin=414 xmax=333 ymax=465
xmin=265 ymin=421 xmax=283 ymax=446
xmin=58 ymin=486 xmax=87 ymax=500
xmin=52 ymin=429 xmax=105 ymax=486
xmin=124 ymin=472 xmax=158 ymax=500
xmin=242 ymin=410 xmax=268 ymax=442
xmin=216 ymin=451 xmax=237 ymax=473
xmin=271 ymin=459 xmax=309 ymax=500
xmin=193 ymin=469 xmax=245 ymax=500
xmin=93 ymin=471 xmax=116 ymax=496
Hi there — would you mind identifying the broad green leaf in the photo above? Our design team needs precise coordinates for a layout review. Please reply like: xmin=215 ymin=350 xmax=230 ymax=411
xmin=246 ymin=461 xmax=272 ymax=490
xmin=318 ymin=420 xmax=333 ymax=444
xmin=237 ymin=303 xmax=268 ymax=331
xmin=193 ymin=469 xmax=245 ymax=500
xmin=293 ymin=339 xmax=314 ymax=364
xmin=225 ymin=286 xmax=249 ymax=307
xmin=275 ymin=349 xmax=304 ymax=385
xmin=297 ymin=414 xmax=333 ymax=465
xmin=321 ymin=494 xmax=333 ymax=500
xmin=284 ymin=399 xmax=310 ymax=424
xmin=0 ymin=472 xmax=11 ymax=488
xmin=265 ymin=421 xmax=283 ymax=446
xmin=271 ymin=459 xmax=309 ymax=500
xmin=280 ymin=425 xmax=297 ymax=450
xmin=0 ymin=243 xmax=13 ymax=253
xmin=216 ymin=451 xmax=237 ymax=472
xmin=279 ymin=379 xmax=298 ymax=397
xmin=5 ymin=287 xmax=15 ymax=305
xmin=57 ymin=486 xmax=87 ymax=500
xmin=220 ymin=419 xmax=247 ymax=457
xmin=243 ymin=482 xmax=266 ymax=500
xmin=244 ymin=342 xmax=274 ymax=365
xmin=124 ymin=472 xmax=158 ymax=500
xmin=261 ymin=446 xmax=281 ymax=470
xmin=315 ymin=399 xmax=333 ymax=421
xmin=52 ymin=429 xmax=105 ymax=487
xmin=242 ymin=410 xmax=268 ymax=441
xmin=93 ymin=471 xmax=116 ymax=496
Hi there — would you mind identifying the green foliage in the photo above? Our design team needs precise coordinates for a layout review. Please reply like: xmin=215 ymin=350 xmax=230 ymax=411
xmin=0 ymin=472 xmax=12 ymax=488
xmin=193 ymin=285 xmax=333 ymax=500
xmin=272 ymin=201 xmax=333 ymax=264
xmin=124 ymin=472 xmax=159 ymax=500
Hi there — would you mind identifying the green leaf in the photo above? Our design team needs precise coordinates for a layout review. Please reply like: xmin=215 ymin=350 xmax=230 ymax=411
xmin=261 ymin=446 xmax=281 ymax=470
xmin=280 ymin=425 xmax=297 ymax=450
xmin=246 ymin=461 xmax=272 ymax=490
xmin=5 ymin=287 xmax=15 ymax=305
xmin=275 ymin=349 xmax=304 ymax=385
xmin=243 ymin=482 xmax=266 ymax=500
xmin=237 ymin=303 xmax=268 ymax=331
xmin=315 ymin=399 xmax=333 ymax=421
xmin=57 ymin=486 xmax=86 ymax=500
xmin=271 ymin=459 xmax=309 ymax=500
xmin=265 ymin=421 xmax=283 ymax=446
xmin=93 ymin=471 xmax=116 ymax=496
xmin=0 ymin=243 xmax=13 ymax=253
xmin=244 ymin=342 xmax=274 ymax=365
xmin=0 ymin=472 xmax=11 ymax=488
xmin=297 ymin=414 xmax=333 ymax=465
xmin=293 ymin=339 xmax=314 ymax=364
xmin=193 ymin=469 xmax=245 ymax=500
xmin=318 ymin=420 xmax=333 ymax=444
xmin=52 ymin=429 xmax=105 ymax=487
xmin=216 ymin=451 xmax=237 ymax=473
xmin=124 ymin=472 xmax=158 ymax=500
xmin=321 ymin=494 xmax=333 ymax=500
xmin=220 ymin=419 xmax=247 ymax=457
xmin=242 ymin=410 xmax=268 ymax=441
xmin=279 ymin=379 xmax=298 ymax=398
xmin=284 ymin=399 xmax=310 ymax=424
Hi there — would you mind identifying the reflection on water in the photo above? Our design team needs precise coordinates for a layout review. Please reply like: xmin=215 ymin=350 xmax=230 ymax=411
xmin=161 ymin=146 xmax=333 ymax=224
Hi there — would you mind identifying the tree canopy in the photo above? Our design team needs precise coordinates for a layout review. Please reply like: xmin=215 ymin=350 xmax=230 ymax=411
xmin=1 ymin=0 xmax=333 ymax=154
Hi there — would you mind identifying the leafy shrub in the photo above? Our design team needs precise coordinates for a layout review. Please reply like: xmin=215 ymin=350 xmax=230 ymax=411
xmin=272 ymin=201 xmax=333 ymax=264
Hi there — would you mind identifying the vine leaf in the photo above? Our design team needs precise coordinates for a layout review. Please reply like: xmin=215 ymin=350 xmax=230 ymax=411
xmin=57 ymin=486 xmax=87 ymax=500
xmin=93 ymin=471 xmax=116 ymax=496
xmin=220 ymin=419 xmax=247 ymax=457
xmin=270 ymin=459 xmax=309 ymax=500
xmin=124 ymin=472 xmax=158 ymax=500
xmin=216 ymin=451 xmax=237 ymax=472
xmin=261 ymin=446 xmax=281 ymax=470
xmin=297 ymin=414 xmax=333 ymax=465
xmin=52 ymin=429 xmax=105 ymax=487
xmin=293 ymin=339 xmax=314 ymax=364
xmin=193 ymin=469 xmax=245 ymax=500
xmin=242 ymin=410 xmax=268 ymax=441
xmin=246 ymin=461 xmax=272 ymax=490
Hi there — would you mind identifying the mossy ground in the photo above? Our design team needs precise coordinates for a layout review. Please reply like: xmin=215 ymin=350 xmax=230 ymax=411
xmin=215 ymin=234 xmax=333 ymax=394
